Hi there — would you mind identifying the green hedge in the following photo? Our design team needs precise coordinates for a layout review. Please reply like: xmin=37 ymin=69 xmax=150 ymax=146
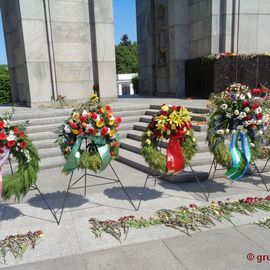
xmin=132 ymin=75 xmax=139 ymax=94
xmin=0 ymin=65 xmax=11 ymax=104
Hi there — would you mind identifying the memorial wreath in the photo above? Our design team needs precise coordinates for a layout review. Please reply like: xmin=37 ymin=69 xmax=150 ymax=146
xmin=207 ymin=83 xmax=270 ymax=180
xmin=0 ymin=110 xmax=40 ymax=201
xmin=57 ymin=94 xmax=121 ymax=174
xmin=141 ymin=104 xmax=197 ymax=174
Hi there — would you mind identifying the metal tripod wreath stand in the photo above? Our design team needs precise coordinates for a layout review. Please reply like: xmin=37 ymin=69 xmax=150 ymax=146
xmin=56 ymin=139 xmax=137 ymax=225
xmin=3 ymin=158 xmax=59 ymax=223
xmin=136 ymin=161 xmax=210 ymax=211
xmin=208 ymin=157 xmax=269 ymax=192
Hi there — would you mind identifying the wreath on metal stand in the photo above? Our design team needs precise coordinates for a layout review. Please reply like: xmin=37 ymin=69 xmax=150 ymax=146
xmin=0 ymin=110 xmax=40 ymax=201
xmin=56 ymin=94 xmax=136 ymax=224
xmin=207 ymin=83 xmax=270 ymax=187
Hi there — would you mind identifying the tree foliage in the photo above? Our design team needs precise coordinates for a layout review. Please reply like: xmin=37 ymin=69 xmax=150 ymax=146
xmin=0 ymin=65 xmax=11 ymax=104
xmin=115 ymin=34 xmax=138 ymax=74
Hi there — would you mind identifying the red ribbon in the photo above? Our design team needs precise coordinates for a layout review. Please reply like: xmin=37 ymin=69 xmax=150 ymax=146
xmin=166 ymin=135 xmax=185 ymax=174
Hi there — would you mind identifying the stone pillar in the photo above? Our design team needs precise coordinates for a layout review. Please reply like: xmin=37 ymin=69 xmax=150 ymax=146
xmin=0 ymin=0 xmax=117 ymax=107
xmin=129 ymin=83 xmax=134 ymax=95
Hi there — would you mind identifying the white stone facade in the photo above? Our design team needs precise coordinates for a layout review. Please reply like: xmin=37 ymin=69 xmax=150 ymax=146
xmin=117 ymin=73 xmax=137 ymax=96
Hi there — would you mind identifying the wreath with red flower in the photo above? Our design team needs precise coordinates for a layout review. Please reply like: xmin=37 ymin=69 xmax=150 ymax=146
xmin=57 ymin=94 xmax=121 ymax=174
xmin=141 ymin=105 xmax=197 ymax=174
xmin=0 ymin=110 xmax=40 ymax=201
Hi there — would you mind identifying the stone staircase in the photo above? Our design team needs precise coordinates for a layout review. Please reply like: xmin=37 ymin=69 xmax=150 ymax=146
xmin=3 ymin=104 xmax=218 ymax=181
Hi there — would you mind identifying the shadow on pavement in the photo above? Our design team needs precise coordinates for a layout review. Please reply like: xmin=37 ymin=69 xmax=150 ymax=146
xmin=27 ymin=191 xmax=89 ymax=210
xmin=104 ymin=186 xmax=163 ymax=201
xmin=0 ymin=205 xmax=23 ymax=221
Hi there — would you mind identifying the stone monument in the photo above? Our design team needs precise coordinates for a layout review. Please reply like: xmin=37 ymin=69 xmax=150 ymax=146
xmin=136 ymin=0 xmax=270 ymax=97
xmin=0 ymin=0 xmax=117 ymax=107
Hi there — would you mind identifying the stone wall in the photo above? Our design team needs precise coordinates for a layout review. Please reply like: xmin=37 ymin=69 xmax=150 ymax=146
xmin=0 ymin=0 xmax=117 ymax=107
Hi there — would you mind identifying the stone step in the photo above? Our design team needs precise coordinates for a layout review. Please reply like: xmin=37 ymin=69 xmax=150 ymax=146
xmin=145 ymin=110 xmax=209 ymax=122
xmin=150 ymin=105 xmax=210 ymax=114
xmin=34 ymin=139 xmax=58 ymax=150
xmin=117 ymin=148 xmax=209 ymax=183
xmin=127 ymin=129 xmax=207 ymax=143
xmin=139 ymin=115 xmax=207 ymax=132
xmin=120 ymin=138 xmax=209 ymax=154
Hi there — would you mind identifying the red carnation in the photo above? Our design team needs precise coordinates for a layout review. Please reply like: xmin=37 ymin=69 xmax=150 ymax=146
xmin=185 ymin=122 xmax=192 ymax=130
xmin=0 ymin=121 xmax=4 ymax=129
xmin=87 ymin=127 xmax=96 ymax=135
xmin=105 ymin=105 xmax=111 ymax=111
xmin=100 ymin=126 xmax=109 ymax=136
xmin=242 ymin=101 xmax=250 ymax=107
xmin=13 ymin=127 xmax=19 ymax=135
xmin=7 ymin=140 xmax=16 ymax=148
xmin=251 ymin=104 xmax=259 ymax=110
xmin=80 ymin=116 xmax=87 ymax=122
xmin=111 ymin=151 xmax=115 ymax=157
xmin=160 ymin=111 xmax=168 ymax=116
xmin=244 ymin=115 xmax=252 ymax=121
xmin=115 ymin=116 xmax=122 ymax=124
xmin=177 ymin=106 xmax=182 ymax=111
xmin=69 ymin=121 xmax=78 ymax=129
xmin=0 ymin=132 xmax=7 ymax=141
xmin=171 ymin=105 xmax=177 ymax=111
xmin=0 ymin=148 xmax=4 ymax=154
xmin=20 ymin=132 xmax=25 ymax=139
xmin=92 ymin=113 xmax=98 ymax=120
xmin=20 ymin=141 xmax=27 ymax=149
xmin=256 ymin=113 xmax=263 ymax=120
xmin=251 ymin=88 xmax=262 ymax=95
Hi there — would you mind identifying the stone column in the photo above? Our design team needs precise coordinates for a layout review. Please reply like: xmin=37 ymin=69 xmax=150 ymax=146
xmin=118 ymin=83 xmax=122 ymax=95
xmin=129 ymin=83 xmax=134 ymax=95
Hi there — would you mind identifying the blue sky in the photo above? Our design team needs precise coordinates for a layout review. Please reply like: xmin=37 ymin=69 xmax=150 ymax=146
xmin=0 ymin=0 xmax=137 ymax=64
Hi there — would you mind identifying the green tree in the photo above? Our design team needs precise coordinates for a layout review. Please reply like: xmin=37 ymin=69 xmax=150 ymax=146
xmin=0 ymin=64 xmax=11 ymax=104
xmin=115 ymin=34 xmax=138 ymax=74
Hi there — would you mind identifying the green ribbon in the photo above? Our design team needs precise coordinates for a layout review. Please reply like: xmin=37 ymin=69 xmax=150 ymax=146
xmin=63 ymin=135 xmax=112 ymax=174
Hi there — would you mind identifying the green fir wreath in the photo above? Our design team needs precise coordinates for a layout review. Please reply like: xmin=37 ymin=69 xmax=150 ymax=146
xmin=0 ymin=110 xmax=40 ymax=201
xmin=141 ymin=105 xmax=197 ymax=174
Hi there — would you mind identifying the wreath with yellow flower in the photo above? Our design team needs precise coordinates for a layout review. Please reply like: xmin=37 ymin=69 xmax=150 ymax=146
xmin=141 ymin=104 xmax=197 ymax=174
xmin=56 ymin=94 xmax=122 ymax=174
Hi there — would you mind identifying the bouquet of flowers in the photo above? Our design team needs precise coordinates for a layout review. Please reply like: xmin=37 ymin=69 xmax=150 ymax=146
xmin=207 ymin=83 xmax=270 ymax=180
xmin=0 ymin=109 xmax=40 ymax=201
xmin=141 ymin=104 xmax=197 ymax=174
xmin=57 ymin=94 xmax=121 ymax=174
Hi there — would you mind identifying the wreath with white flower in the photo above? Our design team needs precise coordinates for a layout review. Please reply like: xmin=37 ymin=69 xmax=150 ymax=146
xmin=0 ymin=110 xmax=40 ymax=201
xmin=141 ymin=105 xmax=197 ymax=174
xmin=207 ymin=83 xmax=270 ymax=180
xmin=56 ymin=94 xmax=121 ymax=174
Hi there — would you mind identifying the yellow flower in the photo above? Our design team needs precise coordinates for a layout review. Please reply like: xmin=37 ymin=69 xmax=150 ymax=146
xmin=109 ymin=119 xmax=115 ymax=125
xmin=171 ymin=124 xmax=176 ymax=130
xmin=109 ymin=129 xmax=116 ymax=137
xmin=100 ymin=107 xmax=105 ymax=113
xmin=192 ymin=137 xmax=196 ymax=143
xmin=161 ymin=105 xmax=169 ymax=112
xmin=146 ymin=139 xmax=151 ymax=145
xmin=72 ymin=129 xmax=79 ymax=135
xmin=72 ymin=112 xmax=80 ymax=121
xmin=166 ymin=130 xmax=171 ymax=135
xmin=96 ymin=120 xmax=104 ymax=128
xmin=146 ymin=130 xmax=152 ymax=137
xmin=186 ymin=130 xmax=190 ymax=136
xmin=90 ymin=93 xmax=99 ymax=103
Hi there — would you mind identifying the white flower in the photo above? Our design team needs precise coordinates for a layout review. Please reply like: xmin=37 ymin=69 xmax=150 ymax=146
xmin=82 ymin=110 xmax=87 ymax=116
xmin=257 ymin=120 xmax=262 ymax=125
xmin=250 ymin=143 xmax=255 ymax=147
xmin=7 ymin=134 xmax=16 ymax=141
xmin=244 ymin=107 xmax=250 ymax=113
xmin=255 ymin=107 xmax=262 ymax=114
xmin=239 ymin=112 xmax=246 ymax=119
xmin=9 ymin=130 xmax=14 ymax=135
xmin=86 ymin=124 xmax=93 ymax=130
xmin=216 ymin=129 xmax=224 ymax=135
xmin=220 ymin=104 xmax=228 ymax=110
xmin=64 ymin=125 xmax=71 ymax=133
xmin=192 ymin=137 xmax=196 ymax=143
xmin=226 ymin=113 xmax=232 ymax=118
xmin=234 ymin=110 xmax=240 ymax=116
xmin=232 ymin=130 xmax=236 ymax=134
xmin=258 ymin=130 xmax=264 ymax=135
xmin=247 ymin=92 xmax=252 ymax=99
xmin=237 ymin=125 xmax=243 ymax=130
xmin=225 ymin=129 xmax=230 ymax=134
xmin=239 ymin=94 xmax=245 ymax=100
xmin=145 ymin=139 xmax=151 ymax=145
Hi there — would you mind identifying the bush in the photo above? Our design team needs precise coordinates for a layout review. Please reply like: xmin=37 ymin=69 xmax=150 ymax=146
xmin=0 ymin=65 xmax=11 ymax=104
xmin=132 ymin=75 xmax=139 ymax=94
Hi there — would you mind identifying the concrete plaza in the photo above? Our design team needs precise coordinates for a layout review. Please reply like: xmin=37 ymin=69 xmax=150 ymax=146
xmin=0 ymin=159 xmax=270 ymax=270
